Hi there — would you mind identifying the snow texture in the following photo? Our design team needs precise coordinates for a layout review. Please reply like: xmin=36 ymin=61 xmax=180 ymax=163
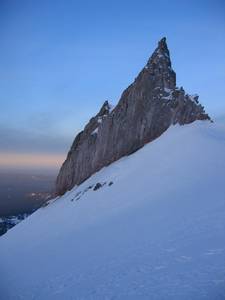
xmin=0 ymin=120 xmax=225 ymax=299
xmin=91 ymin=127 xmax=99 ymax=135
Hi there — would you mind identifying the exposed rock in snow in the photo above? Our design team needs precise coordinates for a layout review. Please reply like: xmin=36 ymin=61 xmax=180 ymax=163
xmin=56 ymin=37 xmax=211 ymax=195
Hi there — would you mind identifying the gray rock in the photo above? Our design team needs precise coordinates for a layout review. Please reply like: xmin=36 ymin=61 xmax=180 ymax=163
xmin=93 ymin=183 xmax=102 ymax=191
xmin=56 ymin=37 xmax=210 ymax=195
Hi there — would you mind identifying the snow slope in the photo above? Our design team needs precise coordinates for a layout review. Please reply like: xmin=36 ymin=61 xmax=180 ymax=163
xmin=1 ymin=120 xmax=225 ymax=300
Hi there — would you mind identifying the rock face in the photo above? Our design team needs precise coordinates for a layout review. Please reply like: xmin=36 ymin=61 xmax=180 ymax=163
xmin=56 ymin=38 xmax=210 ymax=195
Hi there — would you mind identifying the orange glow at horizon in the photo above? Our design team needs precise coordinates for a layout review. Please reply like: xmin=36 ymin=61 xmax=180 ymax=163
xmin=0 ymin=152 xmax=65 ymax=168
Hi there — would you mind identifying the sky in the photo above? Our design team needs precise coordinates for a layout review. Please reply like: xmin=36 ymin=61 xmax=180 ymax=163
xmin=0 ymin=0 xmax=225 ymax=172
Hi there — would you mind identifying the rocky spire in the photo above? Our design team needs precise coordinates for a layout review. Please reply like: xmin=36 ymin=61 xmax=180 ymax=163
xmin=145 ymin=37 xmax=176 ymax=90
xmin=56 ymin=38 xmax=210 ymax=195
xmin=97 ymin=100 xmax=111 ymax=116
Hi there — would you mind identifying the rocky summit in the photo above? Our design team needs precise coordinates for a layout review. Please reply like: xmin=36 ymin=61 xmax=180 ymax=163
xmin=56 ymin=37 xmax=210 ymax=195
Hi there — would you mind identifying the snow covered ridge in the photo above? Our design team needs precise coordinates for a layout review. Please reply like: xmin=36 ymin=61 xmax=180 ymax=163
xmin=1 ymin=120 xmax=225 ymax=299
xmin=56 ymin=37 xmax=210 ymax=196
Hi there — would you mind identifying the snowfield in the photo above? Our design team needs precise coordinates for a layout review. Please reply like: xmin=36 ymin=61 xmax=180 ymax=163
xmin=1 ymin=120 xmax=225 ymax=299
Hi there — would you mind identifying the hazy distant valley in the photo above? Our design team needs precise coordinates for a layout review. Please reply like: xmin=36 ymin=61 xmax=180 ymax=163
xmin=0 ymin=171 xmax=56 ymax=235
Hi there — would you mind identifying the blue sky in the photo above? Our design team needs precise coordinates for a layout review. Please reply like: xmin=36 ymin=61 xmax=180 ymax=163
xmin=0 ymin=0 xmax=225 ymax=168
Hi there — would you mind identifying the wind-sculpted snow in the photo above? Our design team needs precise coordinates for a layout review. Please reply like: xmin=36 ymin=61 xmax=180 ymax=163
xmin=0 ymin=120 xmax=225 ymax=299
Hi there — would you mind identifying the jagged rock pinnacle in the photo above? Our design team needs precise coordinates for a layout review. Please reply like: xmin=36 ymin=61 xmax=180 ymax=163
xmin=143 ymin=37 xmax=175 ymax=90
xmin=98 ymin=100 xmax=112 ymax=116
xmin=56 ymin=38 xmax=210 ymax=195
xmin=158 ymin=37 xmax=168 ymax=51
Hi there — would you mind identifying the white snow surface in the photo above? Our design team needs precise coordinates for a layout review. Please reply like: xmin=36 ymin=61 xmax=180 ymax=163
xmin=1 ymin=120 xmax=225 ymax=299
xmin=187 ymin=94 xmax=199 ymax=104
xmin=164 ymin=87 xmax=172 ymax=93
xmin=91 ymin=127 xmax=99 ymax=135
xmin=162 ymin=87 xmax=173 ymax=100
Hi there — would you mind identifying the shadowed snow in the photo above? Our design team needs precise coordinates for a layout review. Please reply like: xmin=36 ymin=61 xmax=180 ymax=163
xmin=0 ymin=120 xmax=225 ymax=299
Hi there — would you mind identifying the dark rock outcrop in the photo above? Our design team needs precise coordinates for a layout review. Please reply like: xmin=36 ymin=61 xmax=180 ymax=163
xmin=56 ymin=37 xmax=210 ymax=195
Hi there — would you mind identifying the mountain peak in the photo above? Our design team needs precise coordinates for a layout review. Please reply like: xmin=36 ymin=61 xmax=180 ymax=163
xmin=158 ymin=37 xmax=167 ymax=50
xmin=149 ymin=36 xmax=170 ymax=61
xmin=56 ymin=38 xmax=210 ymax=195
xmin=156 ymin=37 xmax=170 ymax=60
xmin=143 ymin=37 xmax=175 ymax=90
xmin=98 ymin=100 xmax=112 ymax=117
